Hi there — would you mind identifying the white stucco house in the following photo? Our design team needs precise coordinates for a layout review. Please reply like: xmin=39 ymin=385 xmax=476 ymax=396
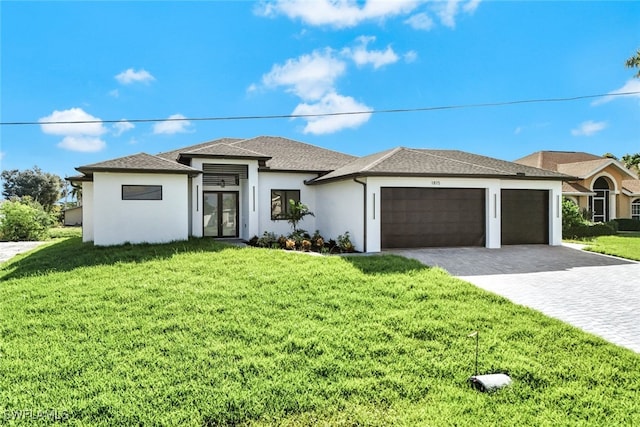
xmin=68 ymin=136 xmax=570 ymax=251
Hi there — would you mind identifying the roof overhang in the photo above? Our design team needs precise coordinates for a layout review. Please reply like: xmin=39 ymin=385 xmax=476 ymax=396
xmin=179 ymin=153 xmax=271 ymax=162
xmin=75 ymin=167 xmax=202 ymax=177
xmin=574 ymin=160 xmax=638 ymax=180
xmin=307 ymin=171 xmax=572 ymax=185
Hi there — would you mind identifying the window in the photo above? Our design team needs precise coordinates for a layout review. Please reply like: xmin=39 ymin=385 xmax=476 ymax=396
xmin=122 ymin=185 xmax=162 ymax=200
xmin=271 ymin=189 xmax=300 ymax=220
xmin=632 ymin=199 xmax=640 ymax=220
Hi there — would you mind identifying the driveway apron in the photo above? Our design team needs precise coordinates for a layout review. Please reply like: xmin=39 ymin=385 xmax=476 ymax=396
xmin=387 ymin=245 xmax=640 ymax=353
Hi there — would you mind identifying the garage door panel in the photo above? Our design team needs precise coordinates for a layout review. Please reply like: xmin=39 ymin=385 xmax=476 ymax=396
xmin=501 ymin=189 xmax=548 ymax=245
xmin=381 ymin=187 xmax=485 ymax=248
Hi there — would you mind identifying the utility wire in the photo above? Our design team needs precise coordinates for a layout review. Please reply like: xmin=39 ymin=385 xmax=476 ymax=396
xmin=2 ymin=91 xmax=639 ymax=126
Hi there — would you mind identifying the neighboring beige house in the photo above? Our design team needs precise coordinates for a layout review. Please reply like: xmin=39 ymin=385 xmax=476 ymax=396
xmin=515 ymin=151 xmax=640 ymax=221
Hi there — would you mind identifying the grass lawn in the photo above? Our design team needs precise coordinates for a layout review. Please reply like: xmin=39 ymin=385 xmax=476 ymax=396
xmin=582 ymin=232 xmax=640 ymax=261
xmin=1 ymin=238 xmax=639 ymax=425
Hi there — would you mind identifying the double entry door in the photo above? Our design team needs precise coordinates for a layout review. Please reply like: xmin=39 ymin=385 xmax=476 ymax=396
xmin=203 ymin=192 xmax=238 ymax=237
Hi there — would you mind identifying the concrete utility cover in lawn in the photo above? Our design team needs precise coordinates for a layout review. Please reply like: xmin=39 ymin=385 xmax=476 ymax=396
xmin=387 ymin=245 xmax=640 ymax=353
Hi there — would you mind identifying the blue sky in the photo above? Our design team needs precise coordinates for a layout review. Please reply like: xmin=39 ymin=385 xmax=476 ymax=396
xmin=1 ymin=1 xmax=639 ymax=179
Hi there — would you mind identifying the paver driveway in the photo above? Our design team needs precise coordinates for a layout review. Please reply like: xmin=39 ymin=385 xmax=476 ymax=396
xmin=387 ymin=245 xmax=640 ymax=353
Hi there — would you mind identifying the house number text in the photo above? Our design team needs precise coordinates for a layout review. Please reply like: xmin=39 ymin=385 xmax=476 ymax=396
xmin=431 ymin=180 xmax=441 ymax=185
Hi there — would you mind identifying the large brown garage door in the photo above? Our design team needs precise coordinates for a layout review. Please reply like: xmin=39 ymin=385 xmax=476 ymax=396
xmin=381 ymin=187 xmax=485 ymax=248
xmin=501 ymin=189 xmax=549 ymax=244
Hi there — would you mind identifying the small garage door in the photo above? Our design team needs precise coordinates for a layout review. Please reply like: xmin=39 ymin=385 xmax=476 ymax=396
xmin=501 ymin=189 xmax=549 ymax=244
xmin=381 ymin=187 xmax=485 ymax=248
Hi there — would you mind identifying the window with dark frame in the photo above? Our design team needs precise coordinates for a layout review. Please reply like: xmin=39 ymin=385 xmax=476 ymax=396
xmin=632 ymin=199 xmax=640 ymax=220
xmin=271 ymin=189 xmax=300 ymax=220
xmin=122 ymin=185 xmax=163 ymax=200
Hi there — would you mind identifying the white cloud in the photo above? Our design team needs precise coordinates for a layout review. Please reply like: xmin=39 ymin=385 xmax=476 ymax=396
xmin=113 ymin=120 xmax=135 ymax=136
xmin=571 ymin=120 xmax=607 ymax=137
xmin=109 ymin=89 xmax=120 ymax=98
xmin=591 ymin=79 xmax=640 ymax=105
xmin=404 ymin=12 xmax=434 ymax=30
xmin=432 ymin=0 xmax=480 ymax=28
xmin=257 ymin=0 xmax=419 ymax=28
xmin=115 ymin=68 xmax=155 ymax=85
xmin=39 ymin=108 xmax=106 ymax=136
xmin=404 ymin=50 xmax=418 ymax=63
xmin=463 ymin=0 xmax=481 ymax=14
xmin=292 ymin=92 xmax=372 ymax=135
xmin=0 ymin=151 xmax=5 ymax=161
xmin=343 ymin=36 xmax=399 ymax=69
xmin=153 ymin=114 xmax=193 ymax=135
xmin=39 ymin=108 xmax=107 ymax=152
xmin=58 ymin=136 xmax=106 ymax=152
xmin=262 ymin=49 xmax=346 ymax=101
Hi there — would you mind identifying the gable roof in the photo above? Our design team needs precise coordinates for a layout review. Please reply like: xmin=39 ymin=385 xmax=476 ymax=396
xmin=76 ymin=153 xmax=201 ymax=176
xmin=309 ymin=147 xmax=571 ymax=184
xmin=556 ymin=158 xmax=638 ymax=180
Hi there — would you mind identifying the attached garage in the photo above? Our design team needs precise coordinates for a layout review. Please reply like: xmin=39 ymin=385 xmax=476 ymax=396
xmin=501 ymin=189 xmax=549 ymax=244
xmin=381 ymin=187 xmax=486 ymax=248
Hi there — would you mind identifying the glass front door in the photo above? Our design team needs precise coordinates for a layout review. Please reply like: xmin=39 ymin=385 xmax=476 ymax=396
xmin=203 ymin=192 xmax=238 ymax=237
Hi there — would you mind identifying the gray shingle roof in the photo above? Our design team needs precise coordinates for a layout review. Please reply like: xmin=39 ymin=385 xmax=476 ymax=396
xmin=76 ymin=153 xmax=201 ymax=175
xmin=230 ymin=136 xmax=356 ymax=172
xmin=310 ymin=147 xmax=570 ymax=183
xmin=156 ymin=138 xmax=243 ymax=161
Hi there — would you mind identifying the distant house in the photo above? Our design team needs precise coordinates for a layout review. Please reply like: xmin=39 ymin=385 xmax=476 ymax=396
xmin=63 ymin=206 xmax=83 ymax=226
xmin=515 ymin=151 xmax=640 ymax=222
xmin=68 ymin=136 xmax=569 ymax=251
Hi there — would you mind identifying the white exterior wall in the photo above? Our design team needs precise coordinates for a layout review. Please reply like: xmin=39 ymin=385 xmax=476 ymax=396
xmin=82 ymin=182 xmax=94 ymax=242
xmin=258 ymin=172 xmax=318 ymax=237
xmin=92 ymin=172 xmax=189 ymax=246
xmin=315 ymin=179 xmax=364 ymax=251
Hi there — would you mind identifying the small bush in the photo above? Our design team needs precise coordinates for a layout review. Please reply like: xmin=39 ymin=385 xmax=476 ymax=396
xmin=611 ymin=218 xmax=640 ymax=231
xmin=564 ymin=222 xmax=617 ymax=239
xmin=0 ymin=198 xmax=53 ymax=241
xmin=562 ymin=198 xmax=587 ymax=230
xmin=337 ymin=231 xmax=355 ymax=253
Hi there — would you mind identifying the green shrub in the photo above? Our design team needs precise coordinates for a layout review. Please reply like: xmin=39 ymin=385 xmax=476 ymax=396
xmin=0 ymin=198 xmax=53 ymax=241
xmin=563 ymin=222 xmax=617 ymax=239
xmin=611 ymin=218 xmax=640 ymax=231
xmin=562 ymin=198 xmax=587 ymax=230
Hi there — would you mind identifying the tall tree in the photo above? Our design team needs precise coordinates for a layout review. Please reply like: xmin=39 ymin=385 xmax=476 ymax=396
xmin=1 ymin=166 xmax=63 ymax=211
xmin=626 ymin=48 xmax=640 ymax=78
xmin=622 ymin=153 xmax=640 ymax=172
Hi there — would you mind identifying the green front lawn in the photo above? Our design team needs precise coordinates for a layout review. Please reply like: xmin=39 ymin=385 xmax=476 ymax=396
xmin=584 ymin=233 xmax=640 ymax=261
xmin=1 ymin=238 xmax=638 ymax=425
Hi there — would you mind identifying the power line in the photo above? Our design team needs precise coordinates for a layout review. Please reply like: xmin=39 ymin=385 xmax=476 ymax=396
xmin=2 ymin=91 xmax=639 ymax=126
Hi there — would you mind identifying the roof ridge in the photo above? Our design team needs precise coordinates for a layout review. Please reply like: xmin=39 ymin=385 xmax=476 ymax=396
xmin=186 ymin=142 xmax=269 ymax=157
xmin=360 ymin=147 xmax=403 ymax=172
xmin=408 ymin=148 xmax=515 ymax=175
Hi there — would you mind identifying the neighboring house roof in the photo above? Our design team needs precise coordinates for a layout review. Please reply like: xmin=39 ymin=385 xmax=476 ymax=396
xmin=622 ymin=180 xmax=640 ymax=197
xmin=563 ymin=182 xmax=595 ymax=196
xmin=309 ymin=147 xmax=571 ymax=184
xmin=76 ymin=153 xmax=201 ymax=176
xmin=515 ymin=151 xmax=602 ymax=170
xmin=556 ymin=158 xmax=638 ymax=180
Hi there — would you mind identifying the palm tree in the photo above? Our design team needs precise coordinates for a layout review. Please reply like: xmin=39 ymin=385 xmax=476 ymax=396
xmin=626 ymin=48 xmax=640 ymax=78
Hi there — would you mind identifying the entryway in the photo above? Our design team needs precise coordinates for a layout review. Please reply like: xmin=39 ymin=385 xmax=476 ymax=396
xmin=203 ymin=192 xmax=238 ymax=237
